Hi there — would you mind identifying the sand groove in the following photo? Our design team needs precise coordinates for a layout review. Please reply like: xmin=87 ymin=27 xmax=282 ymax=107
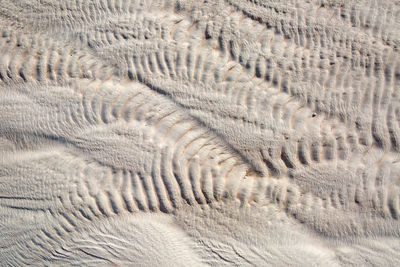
xmin=0 ymin=31 xmax=112 ymax=84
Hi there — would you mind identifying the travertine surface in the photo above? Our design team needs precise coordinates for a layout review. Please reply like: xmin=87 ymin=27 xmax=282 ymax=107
xmin=1 ymin=0 xmax=400 ymax=266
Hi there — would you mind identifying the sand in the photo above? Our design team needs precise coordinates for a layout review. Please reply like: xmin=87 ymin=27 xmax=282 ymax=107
xmin=1 ymin=0 xmax=400 ymax=266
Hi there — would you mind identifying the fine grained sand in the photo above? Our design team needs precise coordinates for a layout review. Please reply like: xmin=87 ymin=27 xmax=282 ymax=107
xmin=1 ymin=0 xmax=400 ymax=266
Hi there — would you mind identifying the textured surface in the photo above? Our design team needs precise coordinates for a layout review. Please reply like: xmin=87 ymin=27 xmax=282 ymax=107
xmin=1 ymin=0 xmax=400 ymax=266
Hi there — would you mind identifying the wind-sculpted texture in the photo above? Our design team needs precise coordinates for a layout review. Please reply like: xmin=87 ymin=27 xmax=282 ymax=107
xmin=1 ymin=0 xmax=400 ymax=266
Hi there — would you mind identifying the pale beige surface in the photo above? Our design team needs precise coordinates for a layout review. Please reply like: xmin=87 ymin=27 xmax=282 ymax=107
xmin=1 ymin=0 xmax=400 ymax=266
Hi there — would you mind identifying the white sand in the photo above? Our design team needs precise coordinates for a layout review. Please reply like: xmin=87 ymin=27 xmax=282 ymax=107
xmin=1 ymin=0 xmax=400 ymax=265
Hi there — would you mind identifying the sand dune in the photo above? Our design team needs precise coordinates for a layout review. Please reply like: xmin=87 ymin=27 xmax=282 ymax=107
xmin=1 ymin=0 xmax=400 ymax=266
